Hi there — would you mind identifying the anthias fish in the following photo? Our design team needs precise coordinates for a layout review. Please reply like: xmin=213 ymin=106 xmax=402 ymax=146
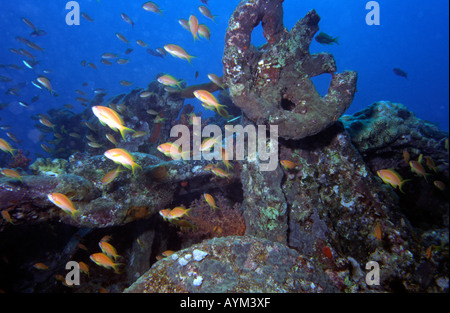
xmin=104 ymin=148 xmax=142 ymax=177
xmin=376 ymin=169 xmax=411 ymax=193
xmin=47 ymin=193 xmax=77 ymax=217
xmin=164 ymin=44 xmax=195 ymax=64
xmin=92 ymin=106 xmax=135 ymax=140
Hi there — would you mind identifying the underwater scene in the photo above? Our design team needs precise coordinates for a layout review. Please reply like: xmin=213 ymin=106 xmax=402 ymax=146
xmin=0 ymin=0 xmax=448 ymax=294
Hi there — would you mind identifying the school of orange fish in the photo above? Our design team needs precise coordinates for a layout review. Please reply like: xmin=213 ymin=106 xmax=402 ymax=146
xmin=0 ymin=0 xmax=240 ymax=284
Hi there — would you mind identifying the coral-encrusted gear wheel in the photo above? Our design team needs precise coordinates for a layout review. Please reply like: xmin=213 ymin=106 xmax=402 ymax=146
xmin=223 ymin=0 xmax=358 ymax=140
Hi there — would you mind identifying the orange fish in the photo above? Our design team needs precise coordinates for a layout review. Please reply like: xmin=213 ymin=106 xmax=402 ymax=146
xmin=162 ymin=250 xmax=175 ymax=257
xmin=100 ymin=235 xmax=112 ymax=243
xmin=374 ymin=223 xmax=382 ymax=241
xmin=200 ymin=137 xmax=221 ymax=152
xmin=433 ymin=180 xmax=445 ymax=191
xmin=168 ymin=206 xmax=191 ymax=219
xmin=33 ymin=262 xmax=49 ymax=270
xmin=0 ymin=138 xmax=15 ymax=155
xmin=218 ymin=147 xmax=233 ymax=171
xmin=157 ymin=142 xmax=189 ymax=160
xmin=79 ymin=261 xmax=89 ymax=277
xmin=280 ymin=160 xmax=296 ymax=170
xmin=47 ymin=193 xmax=77 ymax=217
xmin=198 ymin=24 xmax=211 ymax=41
xmin=409 ymin=160 xmax=430 ymax=182
xmin=211 ymin=167 xmax=231 ymax=179
xmin=157 ymin=74 xmax=184 ymax=88
xmin=105 ymin=133 xmax=118 ymax=146
xmin=188 ymin=15 xmax=199 ymax=41
xmin=322 ymin=246 xmax=333 ymax=259
xmin=207 ymin=74 xmax=224 ymax=89
xmin=425 ymin=246 xmax=432 ymax=260
xmin=37 ymin=76 xmax=53 ymax=93
xmin=1 ymin=168 xmax=22 ymax=181
xmin=89 ymin=252 xmax=121 ymax=273
xmin=101 ymin=166 xmax=122 ymax=185
xmin=99 ymin=241 xmax=120 ymax=260
xmin=423 ymin=156 xmax=438 ymax=173
xmin=92 ymin=106 xmax=135 ymax=140
xmin=164 ymin=44 xmax=195 ymax=64
xmin=104 ymin=148 xmax=142 ymax=177
xmin=376 ymin=169 xmax=410 ymax=193
xmin=402 ymin=149 xmax=410 ymax=164
xmin=193 ymin=90 xmax=226 ymax=112
xmin=1 ymin=210 xmax=14 ymax=224
xmin=203 ymin=193 xmax=219 ymax=211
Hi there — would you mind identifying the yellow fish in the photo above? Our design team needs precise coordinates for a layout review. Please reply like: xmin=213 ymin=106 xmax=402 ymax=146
xmin=211 ymin=167 xmax=231 ymax=179
xmin=203 ymin=193 xmax=219 ymax=211
xmin=101 ymin=166 xmax=122 ymax=185
xmin=105 ymin=133 xmax=118 ymax=146
xmin=104 ymin=148 xmax=142 ymax=177
xmin=92 ymin=106 xmax=135 ymax=140
xmin=47 ymin=193 xmax=77 ymax=217
xmin=99 ymin=241 xmax=120 ymax=260
xmin=1 ymin=210 xmax=14 ymax=224
xmin=159 ymin=208 xmax=172 ymax=221
xmin=376 ymin=169 xmax=410 ymax=193
xmin=193 ymin=90 xmax=227 ymax=112
xmin=168 ymin=206 xmax=191 ymax=219
xmin=157 ymin=74 xmax=184 ymax=88
xmin=89 ymin=252 xmax=121 ymax=273
xmin=409 ymin=160 xmax=430 ymax=182
xmin=207 ymin=74 xmax=225 ymax=89
xmin=189 ymin=15 xmax=199 ymax=41
xmin=433 ymin=180 xmax=445 ymax=191
xmin=157 ymin=142 xmax=189 ymax=160
xmin=79 ymin=261 xmax=89 ymax=277
xmin=198 ymin=24 xmax=211 ymax=41
xmin=164 ymin=44 xmax=195 ymax=64
xmin=280 ymin=160 xmax=297 ymax=170
xmin=200 ymin=137 xmax=221 ymax=152
xmin=88 ymin=142 xmax=103 ymax=148
xmin=0 ymin=138 xmax=16 ymax=155
xmin=423 ymin=156 xmax=438 ymax=173
xmin=33 ymin=262 xmax=49 ymax=270
xmin=1 ymin=168 xmax=22 ymax=181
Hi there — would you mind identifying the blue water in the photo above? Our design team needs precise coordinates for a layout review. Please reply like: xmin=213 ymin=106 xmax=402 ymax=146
xmin=0 ymin=0 xmax=448 ymax=160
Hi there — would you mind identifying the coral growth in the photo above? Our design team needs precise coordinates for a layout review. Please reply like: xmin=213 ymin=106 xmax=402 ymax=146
xmin=223 ymin=0 xmax=357 ymax=140
xmin=7 ymin=149 xmax=31 ymax=169
xmin=176 ymin=194 xmax=246 ymax=244
xmin=29 ymin=158 xmax=68 ymax=176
